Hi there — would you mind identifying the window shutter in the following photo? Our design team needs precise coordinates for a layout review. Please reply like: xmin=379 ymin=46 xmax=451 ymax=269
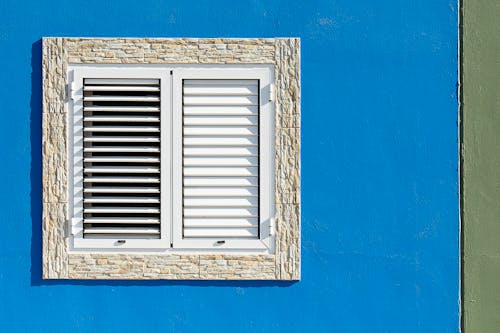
xmin=182 ymin=79 xmax=260 ymax=239
xmin=82 ymin=78 xmax=162 ymax=239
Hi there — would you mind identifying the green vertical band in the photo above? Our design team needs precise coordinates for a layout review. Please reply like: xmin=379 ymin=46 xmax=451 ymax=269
xmin=463 ymin=0 xmax=500 ymax=332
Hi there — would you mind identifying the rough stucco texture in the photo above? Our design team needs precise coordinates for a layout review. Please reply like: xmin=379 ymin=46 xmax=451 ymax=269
xmin=42 ymin=38 xmax=301 ymax=280
xmin=0 ymin=0 xmax=458 ymax=331
xmin=463 ymin=0 xmax=500 ymax=332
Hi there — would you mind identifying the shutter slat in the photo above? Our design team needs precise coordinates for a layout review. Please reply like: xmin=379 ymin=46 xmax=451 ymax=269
xmin=184 ymin=85 xmax=258 ymax=95
xmin=85 ymin=78 xmax=159 ymax=85
xmin=184 ymin=79 xmax=258 ymax=86
xmin=84 ymin=166 xmax=159 ymax=173
xmin=183 ymin=147 xmax=258 ymax=156
xmin=84 ymin=106 xmax=160 ymax=112
xmin=184 ymin=136 xmax=257 ymax=146
xmin=184 ymin=167 xmax=258 ymax=177
xmin=84 ymin=126 xmax=160 ymax=132
xmin=85 ymin=197 xmax=160 ymax=204
xmin=184 ymin=187 xmax=257 ymax=197
xmin=84 ymin=157 xmax=160 ymax=163
xmin=84 ymin=228 xmax=160 ymax=235
xmin=184 ymin=176 xmax=258 ymax=187
xmin=84 ymin=146 xmax=160 ymax=153
xmin=184 ymin=156 xmax=258 ymax=167
xmin=184 ymin=207 xmax=258 ymax=217
xmin=183 ymin=116 xmax=257 ymax=126
xmin=84 ymin=187 xmax=160 ymax=193
xmin=84 ymin=217 xmax=160 ymax=224
xmin=84 ymin=116 xmax=160 ymax=122
xmin=184 ymin=126 xmax=257 ymax=136
xmin=85 ymin=207 xmax=160 ymax=214
xmin=84 ymin=85 xmax=160 ymax=92
xmin=83 ymin=78 xmax=161 ymax=239
xmin=85 ymin=96 xmax=160 ymax=102
xmin=84 ymin=177 xmax=160 ymax=183
xmin=184 ymin=95 xmax=257 ymax=106
xmin=183 ymin=228 xmax=258 ymax=238
xmin=184 ymin=197 xmax=257 ymax=207
xmin=184 ymin=218 xmax=258 ymax=228
xmin=183 ymin=105 xmax=257 ymax=116
xmin=84 ymin=136 xmax=160 ymax=143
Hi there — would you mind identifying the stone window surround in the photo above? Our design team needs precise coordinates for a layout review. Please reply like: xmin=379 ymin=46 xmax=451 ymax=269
xmin=42 ymin=37 xmax=300 ymax=280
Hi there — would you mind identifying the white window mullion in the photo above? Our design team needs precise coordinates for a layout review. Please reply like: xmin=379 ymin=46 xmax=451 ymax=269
xmin=160 ymin=70 xmax=172 ymax=246
xmin=171 ymin=70 xmax=184 ymax=248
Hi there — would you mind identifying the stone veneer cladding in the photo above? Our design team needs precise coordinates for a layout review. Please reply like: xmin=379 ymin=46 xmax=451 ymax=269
xmin=42 ymin=38 xmax=300 ymax=280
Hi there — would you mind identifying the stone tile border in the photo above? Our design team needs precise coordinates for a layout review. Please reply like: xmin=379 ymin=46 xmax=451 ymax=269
xmin=42 ymin=38 xmax=300 ymax=280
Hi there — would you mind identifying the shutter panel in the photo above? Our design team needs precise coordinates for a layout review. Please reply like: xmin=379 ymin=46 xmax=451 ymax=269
xmin=182 ymin=79 xmax=260 ymax=239
xmin=83 ymin=78 xmax=161 ymax=239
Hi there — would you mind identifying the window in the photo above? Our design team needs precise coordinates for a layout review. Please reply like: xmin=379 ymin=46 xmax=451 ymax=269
xmin=70 ymin=65 xmax=274 ymax=251
xmin=43 ymin=38 xmax=300 ymax=280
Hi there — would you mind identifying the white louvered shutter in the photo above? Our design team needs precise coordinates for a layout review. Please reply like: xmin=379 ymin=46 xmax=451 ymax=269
xmin=82 ymin=78 xmax=162 ymax=239
xmin=182 ymin=79 xmax=261 ymax=240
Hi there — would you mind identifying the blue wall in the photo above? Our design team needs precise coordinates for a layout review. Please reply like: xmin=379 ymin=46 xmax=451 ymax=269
xmin=0 ymin=0 xmax=459 ymax=332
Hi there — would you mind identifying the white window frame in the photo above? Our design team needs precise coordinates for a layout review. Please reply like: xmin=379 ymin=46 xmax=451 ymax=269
xmin=69 ymin=65 xmax=172 ymax=250
xmin=68 ymin=64 xmax=274 ymax=253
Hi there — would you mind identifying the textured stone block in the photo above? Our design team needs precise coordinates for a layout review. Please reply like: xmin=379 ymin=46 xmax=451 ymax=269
xmin=42 ymin=37 xmax=300 ymax=280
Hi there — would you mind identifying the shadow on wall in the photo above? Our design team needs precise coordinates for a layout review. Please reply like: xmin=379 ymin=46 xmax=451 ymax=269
xmin=29 ymin=39 xmax=295 ymax=288
xmin=30 ymin=39 xmax=43 ymax=286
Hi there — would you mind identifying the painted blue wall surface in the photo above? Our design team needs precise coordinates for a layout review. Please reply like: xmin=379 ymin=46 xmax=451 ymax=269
xmin=0 ymin=0 xmax=458 ymax=332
